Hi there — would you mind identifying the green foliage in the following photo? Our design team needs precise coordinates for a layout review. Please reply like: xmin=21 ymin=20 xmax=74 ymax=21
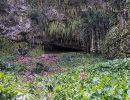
xmin=32 ymin=62 xmax=44 ymax=74
xmin=91 ymin=58 xmax=130 ymax=72
xmin=0 ymin=72 xmax=18 ymax=99
xmin=101 ymin=24 xmax=130 ymax=58
xmin=0 ymin=54 xmax=16 ymax=62
xmin=28 ymin=47 xmax=43 ymax=57
xmin=0 ymin=37 xmax=28 ymax=54
xmin=6 ymin=64 xmax=27 ymax=73
xmin=47 ymin=20 xmax=81 ymax=40
xmin=48 ymin=21 xmax=66 ymax=35
xmin=0 ymin=53 xmax=130 ymax=99
xmin=0 ymin=72 xmax=46 ymax=100
xmin=58 ymin=53 xmax=107 ymax=68
xmin=45 ymin=58 xmax=130 ymax=99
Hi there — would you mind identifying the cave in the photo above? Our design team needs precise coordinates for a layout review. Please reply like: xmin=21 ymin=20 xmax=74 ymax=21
xmin=43 ymin=44 xmax=82 ymax=53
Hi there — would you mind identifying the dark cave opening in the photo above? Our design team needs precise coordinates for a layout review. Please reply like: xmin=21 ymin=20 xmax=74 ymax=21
xmin=43 ymin=44 xmax=82 ymax=53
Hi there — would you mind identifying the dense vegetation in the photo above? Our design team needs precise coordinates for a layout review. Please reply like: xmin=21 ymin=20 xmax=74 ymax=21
xmin=1 ymin=0 xmax=130 ymax=58
xmin=0 ymin=53 xmax=130 ymax=99
xmin=27 ymin=0 xmax=130 ymax=58
xmin=0 ymin=0 xmax=130 ymax=100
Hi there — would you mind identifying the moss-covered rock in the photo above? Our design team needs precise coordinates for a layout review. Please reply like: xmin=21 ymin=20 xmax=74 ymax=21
xmin=0 ymin=36 xmax=28 ymax=54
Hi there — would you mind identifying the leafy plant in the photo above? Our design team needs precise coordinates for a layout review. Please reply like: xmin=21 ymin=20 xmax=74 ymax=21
xmin=28 ymin=47 xmax=43 ymax=57
xmin=6 ymin=64 xmax=27 ymax=73
xmin=33 ymin=62 xmax=44 ymax=74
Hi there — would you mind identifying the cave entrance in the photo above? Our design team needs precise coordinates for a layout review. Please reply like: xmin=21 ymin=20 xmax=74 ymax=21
xmin=43 ymin=44 xmax=82 ymax=54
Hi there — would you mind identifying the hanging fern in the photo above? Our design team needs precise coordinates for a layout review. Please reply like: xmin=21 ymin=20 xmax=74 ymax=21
xmin=48 ymin=21 xmax=65 ymax=35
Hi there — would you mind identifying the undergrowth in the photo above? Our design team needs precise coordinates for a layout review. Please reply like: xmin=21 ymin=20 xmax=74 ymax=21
xmin=0 ymin=53 xmax=130 ymax=99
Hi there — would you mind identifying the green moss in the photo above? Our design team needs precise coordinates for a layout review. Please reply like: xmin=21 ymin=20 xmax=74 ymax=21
xmin=0 ymin=37 xmax=28 ymax=54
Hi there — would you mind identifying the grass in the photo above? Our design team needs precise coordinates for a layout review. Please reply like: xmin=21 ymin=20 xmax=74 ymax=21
xmin=28 ymin=47 xmax=44 ymax=57
xmin=0 ymin=53 xmax=16 ymax=62
xmin=58 ymin=52 xmax=107 ymax=68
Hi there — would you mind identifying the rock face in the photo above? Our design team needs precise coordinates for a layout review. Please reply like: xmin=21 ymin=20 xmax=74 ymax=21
xmin=0 ymin=0 xmax=31 ymax=41
xmin=44 ymin=7 xmax=66 ymax=21
xmin=0 ymin=0 xmax=129 ymax=58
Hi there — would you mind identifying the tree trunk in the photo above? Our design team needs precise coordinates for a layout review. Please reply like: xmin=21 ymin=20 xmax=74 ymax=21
xmin=90 ymin=29 xmax=95 ymax=53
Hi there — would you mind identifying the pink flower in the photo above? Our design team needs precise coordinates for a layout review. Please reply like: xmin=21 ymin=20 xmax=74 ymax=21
xmin=80 ymin=72 xmax=87 ymax=80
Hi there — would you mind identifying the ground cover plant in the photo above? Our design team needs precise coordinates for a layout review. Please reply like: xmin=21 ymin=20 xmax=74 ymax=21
xmin=0 ymin=53 xmax=130 ymax=100
xmin=0 ymin=0 xmax=130 ymax=99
